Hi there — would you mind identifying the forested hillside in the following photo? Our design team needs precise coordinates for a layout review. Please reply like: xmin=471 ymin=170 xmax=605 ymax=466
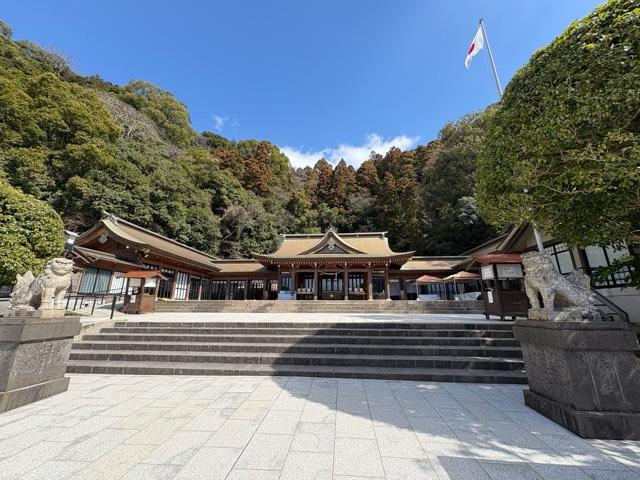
xmin=0 ymin=21 xmax=496 ymax=258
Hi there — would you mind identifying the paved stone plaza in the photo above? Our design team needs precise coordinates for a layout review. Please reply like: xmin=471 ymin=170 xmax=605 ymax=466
xmin=0 ymin=374 xmax=638 ymax=480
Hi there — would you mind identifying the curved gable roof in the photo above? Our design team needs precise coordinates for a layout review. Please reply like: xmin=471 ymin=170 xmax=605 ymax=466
xmin=269 ymin=230 xmax=402 ymax=257
xmin=76 ymin=213 xmax=221 ymax=272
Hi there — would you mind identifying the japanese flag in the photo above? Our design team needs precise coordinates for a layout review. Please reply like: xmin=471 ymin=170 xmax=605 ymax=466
xmin=465 ymin=26 xmax=484 ymax=68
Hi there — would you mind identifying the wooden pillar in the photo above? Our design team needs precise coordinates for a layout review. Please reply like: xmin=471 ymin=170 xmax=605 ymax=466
xmin=262 ymin=278 xmax=268 ymax=300
xmin=277 ymin=266 xmax=282 ymax=298
xmin=367 ymin=263 xmax=373 ymax=300
xmin=313 ymin=263 xmax=318 ymax=300
xmin=400 ymin=278 xmax=406 ymax=300
xmin=384 ymin=265 xmax=390 ymax=300
xmin=343 ymin=266 xmax=349 ymax=300
xmin=225 ymin=280 xmax=231 ymax=300
xmin=197 ymin=279 xmax=203 ymax=301
xmin=292 ymin=264 xmax=297 ymax=300
xmin=243 ymin=279 xmax=248 ymax=300
xmin=184 ymin=273 xmax=191 ymax=301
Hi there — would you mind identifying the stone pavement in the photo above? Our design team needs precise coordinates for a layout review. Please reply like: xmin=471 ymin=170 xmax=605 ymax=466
xmin=0 ymin=375 xmax=638 ymax=480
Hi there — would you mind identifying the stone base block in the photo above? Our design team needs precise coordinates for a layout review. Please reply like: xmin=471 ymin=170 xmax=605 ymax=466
xmin=0 ymin=313 xmax=80 ymax=413
xmin=0 ymin=376 xmax=70 ymax=413
xmin=524 ymin=389 xmax=640 ymax=440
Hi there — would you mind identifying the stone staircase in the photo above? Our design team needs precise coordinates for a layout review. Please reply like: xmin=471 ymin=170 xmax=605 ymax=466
xmin=153 ymin=299 xmax=484 ymax=314
xmin=67 ymin=320 xmax=526 ymax=384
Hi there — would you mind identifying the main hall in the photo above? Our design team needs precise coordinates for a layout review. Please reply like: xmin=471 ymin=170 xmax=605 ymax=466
xmin=71 ymin=213 xmax=479 ymax=304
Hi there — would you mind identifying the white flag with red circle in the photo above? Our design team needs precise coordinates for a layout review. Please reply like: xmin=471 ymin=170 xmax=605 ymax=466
xmin=465 ymin=26 xmax=485 ymax=68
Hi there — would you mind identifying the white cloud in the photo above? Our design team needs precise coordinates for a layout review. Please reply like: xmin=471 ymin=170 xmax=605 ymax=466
xmin=280 ymin=133 xmax=420 ymax=169
xmin=212 ymin=114 xmax=226 ymax=132
xmin=212 ymin=114 xmax=239 ymax=132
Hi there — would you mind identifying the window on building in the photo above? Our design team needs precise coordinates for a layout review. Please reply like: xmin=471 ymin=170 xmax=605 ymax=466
xmin=280 ymin=274 xmax=291 ymax=292
xmin=248 ymin=280 xmax=264 ymax=299
xmin=201 ymin=279 xmax=226 ymax=300
xmin=157 ymin=268 xmax=175 ymax=299
xmin=348 ymin=273 xmax=365 ymax=293
xmin=174 ymin=272 xmax=189 ymax=300
xmin=188 ymin=275 xmax=201 ymax=300
xmin=419 ymin=282 xmax=445 ymax=299
xmin=584 ymin=245 xmax=633 ymax=288
xmin=372 ymin=276 xmax=385 ymax=298
xmin=230 ymin=280 xmax=246 ymax=299
xmin=109 ymin=272 xmax=126 ymax=294
xmin=212 ymin=280 xmax=227 ymax=299
xmin=297 ymin=273 xmax=315 ymax=292
xmin=544 ymin=243 xmax=575 ymax=274
xmin=79 ymin=267 xmax=112 ymax=294
xmin=321 ymin=273 xmax=342 ymax=292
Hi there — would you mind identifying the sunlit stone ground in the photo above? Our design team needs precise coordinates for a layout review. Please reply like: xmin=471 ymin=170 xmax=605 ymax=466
xmin=0 ymin=374 xmax=638 ymax=480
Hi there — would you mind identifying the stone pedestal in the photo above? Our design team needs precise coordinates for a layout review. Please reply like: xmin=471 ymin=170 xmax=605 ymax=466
xmin=0 ymin=310 xmax=81 ymax=413
xmin=514 ymin=319 xmax=640 ymax=439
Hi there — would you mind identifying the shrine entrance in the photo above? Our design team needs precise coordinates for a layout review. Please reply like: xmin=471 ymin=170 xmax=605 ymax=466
xmin=318 ymin=271 xmax=344 ymax=300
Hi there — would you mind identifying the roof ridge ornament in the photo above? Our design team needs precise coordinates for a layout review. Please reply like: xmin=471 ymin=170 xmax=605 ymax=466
xmin=101 ymin=211 xmax=119 ymax=225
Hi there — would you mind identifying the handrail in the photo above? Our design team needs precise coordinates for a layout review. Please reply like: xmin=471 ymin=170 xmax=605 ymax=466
xmin=591 ymin=288 xmax=630 ymax=323
xmin=64 ymin=290 xmax=125 ymax=320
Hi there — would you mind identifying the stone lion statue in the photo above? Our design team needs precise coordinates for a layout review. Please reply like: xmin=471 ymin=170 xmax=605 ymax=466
xmin=9 ymin=258 xmax=74 ymax=310
xmin=521 ymin=251 xmax=601 ymax=321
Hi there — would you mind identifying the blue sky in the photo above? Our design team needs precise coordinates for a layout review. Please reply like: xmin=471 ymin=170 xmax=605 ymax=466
xmin=4 ymin=0 xmax=602 ymax=167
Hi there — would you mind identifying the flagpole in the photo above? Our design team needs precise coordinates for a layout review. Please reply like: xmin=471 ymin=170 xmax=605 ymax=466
xmin=479 ymin=19 xmax=503 ymax=96
xmin=478 ymin=19 xmax=544 ymax=252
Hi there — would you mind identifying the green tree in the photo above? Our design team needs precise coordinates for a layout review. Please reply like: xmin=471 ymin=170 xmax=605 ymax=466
xmin=421 ymin=110 xmax=497 ymax=254
xmin=476 ymin=0 xmax=639 ymax=284
xmin=0 ymin=181 xmax=64 ymax=284
xmin=0 ymin=20 xmax=12 ymax=39
xmin=119 ymin=80 xmax=195 ymax=148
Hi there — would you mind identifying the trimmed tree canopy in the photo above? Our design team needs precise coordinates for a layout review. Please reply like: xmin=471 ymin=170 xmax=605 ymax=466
xmin=0 ymin=181 xmax=64 ymax=285
xmin=476 ymin=0 xmax=640 ymax=248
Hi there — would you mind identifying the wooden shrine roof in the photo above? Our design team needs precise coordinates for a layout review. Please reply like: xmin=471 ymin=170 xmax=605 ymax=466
xmin=76 ymin=213 xmax=221 ymax=273
xmin=400 ymin=256 xmax=468 ymax=271
xmin=258 ymin=229 xmax=415 ymax=267
xmin=212 ymin=259 xmax=269 ymax=273
xmin=72 ymin=246 xmax=141 ymax=270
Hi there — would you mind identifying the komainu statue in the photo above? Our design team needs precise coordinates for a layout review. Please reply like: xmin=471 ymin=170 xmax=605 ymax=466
xmin=521 ymin=251 xmax=601 ymax=321
xmin=9 ymin=258 xmax=74 ymax=311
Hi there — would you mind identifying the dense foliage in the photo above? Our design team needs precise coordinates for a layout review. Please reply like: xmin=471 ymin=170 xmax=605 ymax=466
xmin=0 ymin=22 xmax=496 ymax=266
xmin=0 ymin=181 xmax=64 ymax=284
xmin=476 ymin=0 xmax=639 ymax=284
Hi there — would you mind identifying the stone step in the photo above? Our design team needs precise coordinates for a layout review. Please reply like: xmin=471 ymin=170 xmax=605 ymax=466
xmin=114 ymin=321 xmax=514 ymax=330
xmin=80 ymin=333 xmax=520 ymax=347
xmin=99 ymin=327 xmax=515 ymax=338
xmin=152 ymin=300 xmax=485 ymax=314
xmin=68 ymin=349 xmax=525 ymax=370
xmin=72 ymin=341 xmax=523 ymax=358
xmin=66 ymin=360 xmax=527 ymax=384
xmin=153 ymin=307 xmax=485 ymax=315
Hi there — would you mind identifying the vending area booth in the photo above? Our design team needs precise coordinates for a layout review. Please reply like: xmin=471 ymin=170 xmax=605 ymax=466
xmin=475 ymin=254 xmax=529 ymax=320
xmin=119 ymin=270 xmax=167 ymax=314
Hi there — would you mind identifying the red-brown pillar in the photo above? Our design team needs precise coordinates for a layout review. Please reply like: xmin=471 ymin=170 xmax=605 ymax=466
xmin=343 ymin=266 xmax=349 ymax=300
xmin=292 ymin=263 xmax=297 ymax=300
xmin=313 ymin=263 xmax=318 ymax=300
xmin=384 ymin=265 xmax=390 ymax=300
